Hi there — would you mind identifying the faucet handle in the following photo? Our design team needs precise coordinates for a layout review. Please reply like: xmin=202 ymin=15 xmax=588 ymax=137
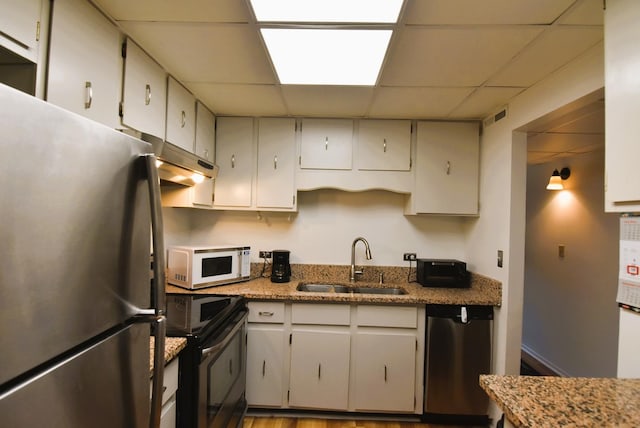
xmin=354 ymin=268 xmax=364 ymax=277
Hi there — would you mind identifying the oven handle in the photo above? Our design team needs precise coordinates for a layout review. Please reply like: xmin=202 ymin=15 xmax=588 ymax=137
xmin=201 ymin=310 xmax=248 ymax=358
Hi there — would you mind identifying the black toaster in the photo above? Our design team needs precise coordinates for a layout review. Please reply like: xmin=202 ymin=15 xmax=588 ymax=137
xmin=417 ymin=259 xmax=470 ymax=288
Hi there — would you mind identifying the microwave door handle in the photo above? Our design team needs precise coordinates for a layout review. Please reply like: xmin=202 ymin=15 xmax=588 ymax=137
xmin=202 ymin=311 xmax=248 ymax=357
xmin=143 ymin=153 xmax=167 ymax=428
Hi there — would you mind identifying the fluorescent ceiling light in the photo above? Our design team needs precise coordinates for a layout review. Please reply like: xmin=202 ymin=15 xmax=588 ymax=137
xmin=261 ymin=29 xmax=392 ymax=85
xmin=250 ymin=0 xmax=403 ymax=23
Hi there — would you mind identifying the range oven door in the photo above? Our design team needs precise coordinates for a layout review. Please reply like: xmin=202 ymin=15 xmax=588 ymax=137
xmin=198 ymin=308 xmax=248 ymax=428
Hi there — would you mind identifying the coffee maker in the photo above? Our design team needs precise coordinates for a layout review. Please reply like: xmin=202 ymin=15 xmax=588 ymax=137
xmin=271 ymin=250 xmax=291 ymax=283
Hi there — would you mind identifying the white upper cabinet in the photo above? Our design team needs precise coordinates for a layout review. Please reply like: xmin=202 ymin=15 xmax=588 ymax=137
xmin=0 ymin=0 xmax=42 ymax=61
xmin=357 ymin=120 xmax=412 ymax=171
xmin=214 ymin=117 xmax=255 ymax=208
xmin=48 ymin=0 xmax=122 ymax=129
xmin=604 ymin=0 xmax=640 ymax=211
xmin=120 ymin=38 xmax=167 ymax=139
xmin=407 ymin=121 xmax=479 ymax=215
xmin=256 ymin=118 xmax=296 ymax=209
xmin=195 ymin=101 xmax=215 ymax=163
xmin=165 ymin=76 xmax=196 ymax=152
xmin=300 ymin=118 xmax=353 ymax=170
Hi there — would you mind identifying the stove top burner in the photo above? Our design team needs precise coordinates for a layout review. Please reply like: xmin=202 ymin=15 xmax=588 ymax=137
xmin=165 ymin=293 xmax=245 ymax=339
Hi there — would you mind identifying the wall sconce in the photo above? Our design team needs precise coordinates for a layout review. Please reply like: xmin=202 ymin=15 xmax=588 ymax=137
xmin=546 ymin=167 xmax=571 ymax=190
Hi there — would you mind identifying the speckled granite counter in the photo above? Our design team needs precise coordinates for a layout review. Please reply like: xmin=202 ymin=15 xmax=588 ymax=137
xmin=149 ymin=337 xmax=187 ymax=376
xmin=480 ymin=375 xmax=640 ymax=427
xmin=164 ymin=263 xmax=501 ymax=306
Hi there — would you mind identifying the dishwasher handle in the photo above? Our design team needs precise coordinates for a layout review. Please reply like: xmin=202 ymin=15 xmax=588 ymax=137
xmin=427 ymin=304 xmax=494 ymax=322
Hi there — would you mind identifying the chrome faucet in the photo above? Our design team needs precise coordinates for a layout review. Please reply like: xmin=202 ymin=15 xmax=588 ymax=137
xmin=350 ymin=237 xmax=372 ymax=282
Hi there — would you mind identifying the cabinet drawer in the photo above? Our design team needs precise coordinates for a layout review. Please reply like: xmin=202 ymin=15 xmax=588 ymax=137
xmin=291 ymin=303 xmax=350 ymax=325
xmin=248 ymin=301 xmax=285 ymax=323
xmin=357 ymin=305 xmax=417 ymax=328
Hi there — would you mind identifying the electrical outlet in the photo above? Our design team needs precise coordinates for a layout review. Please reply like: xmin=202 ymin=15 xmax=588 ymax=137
xmin=259 ymin=251 xmax=272 ymax=259
xmin=403 ymin=252 xmax=417 ymax=261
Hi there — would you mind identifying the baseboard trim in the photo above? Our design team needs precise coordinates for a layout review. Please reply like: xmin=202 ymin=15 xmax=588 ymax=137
xmin=521 ymin=346 xmax=564 ymax=376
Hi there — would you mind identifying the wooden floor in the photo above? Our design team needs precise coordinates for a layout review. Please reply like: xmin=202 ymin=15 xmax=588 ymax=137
xmin=244 ymin=416 xmax=451 ymax=428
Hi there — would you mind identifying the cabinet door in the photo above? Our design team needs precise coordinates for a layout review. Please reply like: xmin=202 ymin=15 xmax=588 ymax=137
xmin=300 ymin=118 xmax=353 ymax=170
xmin=0 ymin=0 xmax=41 ymax=60
xmin=605 ymin=0 xmax=640 ymax=210
xmin=166 ymin=76 xmax=195 ymax=152
xmin=289 ymin=329 xmax=350 ymax=410
xmin=353 ymin=332 xmax=416 ymax=412
xmin=256 ymin=118 xmax=296 ymax=209
xmin=358 ymin=120 xmax=411 ymax=171
xmin=121 ymin=39 xmax=166 ymax=139
xmin=48 ymin=0 xmax=122 ymax=128
xmin=195 ymin=101 xmax=215 ymax=162
xmin=214 ymin=117 xmax=254 ymax=208
xmin=246 ymin=326 xmax=285 ymax=407
xmin=414 ymin=121 xmax=479 ymax=215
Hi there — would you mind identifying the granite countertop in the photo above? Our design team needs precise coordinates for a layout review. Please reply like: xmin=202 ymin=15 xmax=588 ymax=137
xmin=149 ymin=336 xmax=187 ymax=377
xmin=480 ymin=375 xmax=640 ymax=427
xmin=165 ymin=263 xmax=502 ymax=306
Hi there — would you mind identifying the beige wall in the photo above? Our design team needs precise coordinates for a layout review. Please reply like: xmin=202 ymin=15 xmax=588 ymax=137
xmin=523 ymin=150 xmax=618 ymax=377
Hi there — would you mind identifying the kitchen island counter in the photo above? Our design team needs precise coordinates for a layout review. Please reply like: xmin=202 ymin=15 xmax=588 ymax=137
xmin=165 ymin=264 xmax=501 ymax=306
xmin=480 ymin=374 xmax=640 ymax=427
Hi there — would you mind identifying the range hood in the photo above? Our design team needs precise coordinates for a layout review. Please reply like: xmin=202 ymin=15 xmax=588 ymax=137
xmin=141 ymin=133 xmax=219 ymax=186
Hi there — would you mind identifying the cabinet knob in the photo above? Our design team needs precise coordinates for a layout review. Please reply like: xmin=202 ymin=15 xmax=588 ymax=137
xmin=383 ymin=138 xmax=387 ymax=153
xmin=274 ymin=155 xmax=278 ymax=170
xmin=84 ymin=81 xmax=93 ymax=109
xmin=446 ymin=161 xmax=451 ymax=175
xmin=180 ymin=111 xmax=186 ymax=128
xmin=325 ymin=137 xmax=328 ymax=151
xmin=145 ymin=84 xmax=151 ymax=106
xmin=231 ymin=154 xmax=235 ymax=168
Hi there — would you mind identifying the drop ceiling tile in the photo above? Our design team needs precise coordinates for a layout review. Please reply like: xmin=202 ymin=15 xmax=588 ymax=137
xmin=527 ymin=132 xmax=603 ymax=153
xmin=368 ymin=87 xmax=474 ymax=118
xmin=281 ymin=86 xmax=374 ymax=117
xmin=558 ymin=0 xmax=604 ymax=25
xmin=185 ymin=83 xmax=288 ymax=116
xmin=527 ymin=151 xmax=562 ymax=165
xmin=549 ymin=109 xmax=604 ymax=134
xmin=92 ymin=0 xmax=250 ymax=22
xmin=488 ymin=27 xmax=603 ymax=87
xmin=449 ymin=87 xmax=525 ymax=119
xmin=119 ymin=22 xmax=275 ymax=84
xmin=403 ymin=0 xmax=575 ymax=25
xmin=381 ymin=27 xmax=543 ymax=86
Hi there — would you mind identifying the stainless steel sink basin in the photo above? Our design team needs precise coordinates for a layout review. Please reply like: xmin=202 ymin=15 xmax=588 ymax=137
xmin=350 ymin=286 xmax=407 ymax=295
xmin=296 ymin=283 xmax=406 ymax=295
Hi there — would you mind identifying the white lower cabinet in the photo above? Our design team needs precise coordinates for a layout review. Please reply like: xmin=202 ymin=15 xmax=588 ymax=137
xmin=150 ymin=357 xmax=179 ymax=428
xmin=352 ymin=332 xmax=416 ymax=412
xmin=289 ymin=329 xmax=351 ymax=410
xmin=246 ymin=302 xmax=286 ymax=408
xmin=245 ymin=301 xmax=425 ymax=414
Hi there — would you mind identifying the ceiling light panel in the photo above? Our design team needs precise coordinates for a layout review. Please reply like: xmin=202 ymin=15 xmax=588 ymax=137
xmin=250 ymin=0 xmax=403 ymax=23
xmin=261 ymin=28 xmax=392 ymax=85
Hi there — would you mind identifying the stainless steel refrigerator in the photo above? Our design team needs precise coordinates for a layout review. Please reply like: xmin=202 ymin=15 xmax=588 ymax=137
xmin=0 ymin=83 xmax=167 ymax=427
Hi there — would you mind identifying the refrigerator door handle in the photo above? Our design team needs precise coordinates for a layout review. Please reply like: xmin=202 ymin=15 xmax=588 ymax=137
xmin=143 ymin=153 xmax=167 ymax=428
xmin=143 ymin=153 xmax=166 ymax=317
xmin=149 ymin=315 xmax=166 ymax=428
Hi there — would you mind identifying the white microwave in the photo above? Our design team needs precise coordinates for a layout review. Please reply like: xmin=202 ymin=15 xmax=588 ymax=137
xmin=167 ymin=245 xmax=251 ymax=290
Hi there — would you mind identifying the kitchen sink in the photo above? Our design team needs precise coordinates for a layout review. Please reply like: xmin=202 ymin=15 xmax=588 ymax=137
xmin=296 ymin=283 xmax=407 ymax=295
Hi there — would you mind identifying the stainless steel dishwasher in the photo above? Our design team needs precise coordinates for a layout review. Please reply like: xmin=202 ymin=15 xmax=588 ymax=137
xmin=423 ymin=304 xmax=493 ymax=426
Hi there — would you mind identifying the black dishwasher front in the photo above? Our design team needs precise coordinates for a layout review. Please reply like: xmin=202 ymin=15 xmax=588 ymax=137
xmin=423 ymin=304 xmax=493 ymax=426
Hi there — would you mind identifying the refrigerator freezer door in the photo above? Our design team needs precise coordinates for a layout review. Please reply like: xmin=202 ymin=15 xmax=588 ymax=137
xmin=0 ymin=323 xmax=150 ymax=427
xmin=0 ymin=84 xmax=152 ymax=385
